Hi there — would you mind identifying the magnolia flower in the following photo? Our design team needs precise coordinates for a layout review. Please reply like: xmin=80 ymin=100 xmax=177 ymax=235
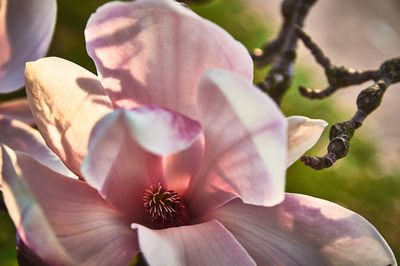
xmin=0 ymin=0 xmax=396 ymax=265
xmin=0 ymin=0 xmax=56 ymax=93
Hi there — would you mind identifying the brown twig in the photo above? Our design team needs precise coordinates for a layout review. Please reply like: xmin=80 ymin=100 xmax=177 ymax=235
xmin=252 ymin=0 xmax=297 ymax=66
xmin=294 ymin=26 xmax=381 ymax=99
xmin=254 ymin=0 xmax=318 ymax=105
xmin=301 ymin=58 xmax=400 ymax=170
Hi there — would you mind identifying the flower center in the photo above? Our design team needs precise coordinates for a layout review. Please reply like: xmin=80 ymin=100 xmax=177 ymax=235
xmin=143 ymin=183 xmax=189 ymax=228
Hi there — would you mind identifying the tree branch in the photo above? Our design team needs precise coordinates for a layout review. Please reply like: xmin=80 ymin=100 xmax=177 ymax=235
xmin=254 ymin=0 xmax=317 ymax=105
xmin=301 ymin=58 xmax=400 ymax=169
xmin=294 ymin=26 xmax=381 ymax=99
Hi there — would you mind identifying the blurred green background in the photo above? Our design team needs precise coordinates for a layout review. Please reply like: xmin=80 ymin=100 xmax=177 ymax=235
xmin=1 ymin=0 xmax=399 ymax=264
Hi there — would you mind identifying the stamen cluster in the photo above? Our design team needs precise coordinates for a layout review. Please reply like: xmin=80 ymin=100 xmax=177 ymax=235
xmin=143 ymin=183 xmax=189 ymax=228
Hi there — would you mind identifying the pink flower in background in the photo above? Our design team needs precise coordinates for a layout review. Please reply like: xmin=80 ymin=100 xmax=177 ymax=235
xmin=0 ymin=0 xmax=56 ymax=125
xmin=0 ymin=0 xmax=396 ymax=265
xmin=0 ymin=0 xmax=56 ymax=93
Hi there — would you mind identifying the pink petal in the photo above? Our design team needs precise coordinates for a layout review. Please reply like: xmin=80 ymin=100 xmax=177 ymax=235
xmin=1 ymin=145 xmax=139 ymax=266
xmin=81 ymin=107 xmax=201 ymax=218
xmin=162 ymin=138 xmax=204 ymax=195
xmin=0 ymin=0 xmax=56 ymax=93
xmin=287 ymin=116 xmax=327 ymax=167
xmin=187 ymin=69 xmax=287 ymax=215
xmin=25 ymin=57 xmax=113 ymax=176
xmin=213 ymin=195 xmax=396 ymax=265
xmin=85 ymin=0 xmax=253 ymax=119
xmin=0 ymin=98 xmax=35 ymax=125
xmin=0 ymin=118 xmax=75 ymax=178
xmin=133 ymin=220 xmax=255 ymax=266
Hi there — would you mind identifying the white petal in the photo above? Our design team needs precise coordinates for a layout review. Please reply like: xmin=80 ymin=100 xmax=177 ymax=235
xmin=287 ymin=116 xmax=327 ymax=167
xmin=85 ymin=0 xmax=253 ymax=119
xmin=25 ymin=57 xmax=113 ymax=176
xmin=1 ymin=145 xmax=139 ymax=265
xmin=187 ymin=69 xmax=287 ymax=215
xmin=214 ymin=194 xmax=396 ymax=265
xmin=133 ymin=220 xmax=255 ymax=266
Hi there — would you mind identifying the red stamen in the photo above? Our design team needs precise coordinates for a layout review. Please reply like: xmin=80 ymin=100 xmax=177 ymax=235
xmin=143 ymin=183 xmax=189 ymax=228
